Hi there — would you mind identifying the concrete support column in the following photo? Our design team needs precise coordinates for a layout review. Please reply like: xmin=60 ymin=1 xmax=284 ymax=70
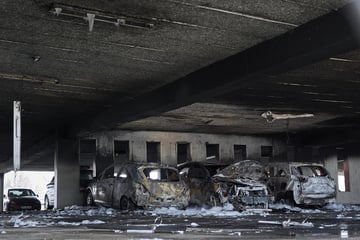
xmin=54 ymin=138 xmax=81 ymax=209
xmin=0 ymin=173 xmax=3 ymax=211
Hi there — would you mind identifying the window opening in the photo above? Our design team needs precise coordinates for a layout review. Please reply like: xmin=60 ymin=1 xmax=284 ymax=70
xmin=147 ymin=142 xmax=160 ymax=163
xmin=79 ymin=139 xmax=96 ymax=170
xmin=79 ymin=139 xmax=96 ymax=179
xmin=177 ymin=143 xmax=191 ymax=164
xmin=114 ymin=141 xmax=130 ymax=173
xmin=234 ymin=145 xmax=246 ymax=161
xmin=261 ymin=145 xmax=273 ymax=161
xmin=206 ymin=143 xmax=219 ymax=162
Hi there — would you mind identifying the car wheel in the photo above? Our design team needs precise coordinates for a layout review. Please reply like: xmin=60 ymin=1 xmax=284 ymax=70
xmin=86 ymin=191 xmax=94 ymax=206
xmin=44 ymin=195 xmax=53 ymax=210
xmin=120 ymin=196 xmax=129 ymax=210
xmin=280 ymin=191 xmax=296 ymax=205
xmin=275 ymin=192 xmax=285 ymax=203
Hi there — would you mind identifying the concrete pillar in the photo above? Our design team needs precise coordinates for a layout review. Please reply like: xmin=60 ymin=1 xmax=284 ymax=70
xmin=54 ymin=138 xmax=81 ymax=208
xmin=0 ymin=173 xmax=3 ymax=211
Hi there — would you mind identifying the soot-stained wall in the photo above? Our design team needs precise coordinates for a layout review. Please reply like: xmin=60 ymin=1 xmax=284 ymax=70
xmin=91 ymin=130 xmax=287 ymax=172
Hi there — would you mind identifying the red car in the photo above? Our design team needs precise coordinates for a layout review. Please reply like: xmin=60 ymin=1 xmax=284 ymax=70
xmin=4 ymin=188 xmax=41 ymax=211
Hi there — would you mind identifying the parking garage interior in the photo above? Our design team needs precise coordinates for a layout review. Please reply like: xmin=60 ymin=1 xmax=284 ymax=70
xmin=1 ymin=0 xmax=360 ymax=234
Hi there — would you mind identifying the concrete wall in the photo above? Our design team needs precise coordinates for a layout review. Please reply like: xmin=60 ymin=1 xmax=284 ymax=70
xmin=91 ymin=130 xmax=287 ymax=171
xmin=323 ymin=144 xmax=360 ymax=204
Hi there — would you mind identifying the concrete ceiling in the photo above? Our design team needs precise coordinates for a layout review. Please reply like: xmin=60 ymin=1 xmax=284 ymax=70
xmin=0 ymin=0 xmax=359 ymax=169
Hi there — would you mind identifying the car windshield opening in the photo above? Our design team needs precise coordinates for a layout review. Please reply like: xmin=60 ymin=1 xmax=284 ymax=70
xmin=297 ymin=166 xmax=328 ymax=177
xmin=143 ymin=168 xmax=179 ymax=182
xmin=8 ymin=189 xmax=35 ymax=197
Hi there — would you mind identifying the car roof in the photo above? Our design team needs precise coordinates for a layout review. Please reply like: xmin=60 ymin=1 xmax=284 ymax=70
xmin=7 ymin=188 xmax=34 ymax=191
xmin=267 ymin=162 xmax=324 ymax=167
xmin=116 ymin=162 xmax=177 ymax=169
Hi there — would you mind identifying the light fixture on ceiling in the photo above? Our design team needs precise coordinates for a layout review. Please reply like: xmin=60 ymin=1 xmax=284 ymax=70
xmin=261 ymin=110 xmax=314 ymax=123
xmin=32 ymin=55 xmax=41 ymax=62
xmin=0 ymin=73 xmax=59 ymax=85
xmin=50 ymin=3 xmax=155 ymax=32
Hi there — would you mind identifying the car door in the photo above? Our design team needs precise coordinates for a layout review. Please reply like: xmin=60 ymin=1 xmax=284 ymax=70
xmin=112 ymin=166 xmax=132 ymax=208
xmin=94 ymin=165 xmax=115 ymax=207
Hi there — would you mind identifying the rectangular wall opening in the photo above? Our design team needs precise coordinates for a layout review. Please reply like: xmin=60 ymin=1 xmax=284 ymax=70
xmin=114 ymin=141 xmax=130 ymax=172
xmin=177 ymin=143 xmax=191 ymax=164
xmin=79 ymin=139 xmax=96 ymax=176
xmin=206 ymin=143 xmax=219 ymax=162
xmin=337 ymin=148 xmax=350 ymax=192
xmin=79 ymin=139 xmax=96 ymax=190
xmin=234 ymin=145 xmax=246 ymax=162
xmin=261 ymin=145 xmax=273 ymax=161
xmin=147 ymin=142 xmax=160 ymax=163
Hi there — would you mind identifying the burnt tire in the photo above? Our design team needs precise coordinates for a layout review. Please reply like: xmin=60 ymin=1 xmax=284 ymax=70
xmin=86 ymin=191 xmax=94 ymax=206
xmin=276 ymin=192 xmax=295 ymax=205
xmin=285 ymin=191 xmax=296 ymax=205
xmin=120 ymin=196 xmax=129 ymax=210
xmin=275 ymin=192 xmax=285 ymax=203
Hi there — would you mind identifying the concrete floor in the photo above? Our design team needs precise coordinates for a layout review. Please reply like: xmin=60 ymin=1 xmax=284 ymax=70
xmin=0 ymin=204 xmax=360 ymax=239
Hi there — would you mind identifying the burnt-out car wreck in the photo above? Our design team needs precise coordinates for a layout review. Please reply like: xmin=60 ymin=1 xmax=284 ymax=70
xmin=212 ymin=160 xmax=272 ymax=211
xmin=178 ymin=162 xmax=217 ymax=207
xmin=266 ymin=162 xmax=336 ymax=206
xmin=86 ymin=163 xmax=190 ymax=210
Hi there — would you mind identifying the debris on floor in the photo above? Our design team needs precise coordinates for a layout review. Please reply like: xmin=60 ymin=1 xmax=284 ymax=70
xmin=258 ymin=218 xmax=314 ymax=228
xmin=282 ymin=218 xmax=314 ymax=228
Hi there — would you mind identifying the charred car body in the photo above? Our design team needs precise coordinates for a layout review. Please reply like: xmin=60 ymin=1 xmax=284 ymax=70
xmin=212 ymin=160 xmax=271 ymax=211
xmin=178 ymin=162 xmax=218 ymax=207
xmin=266 ymin=162 xmax=336 ymax=206
xmin=86 ymin=163 xmax=189 ymax=210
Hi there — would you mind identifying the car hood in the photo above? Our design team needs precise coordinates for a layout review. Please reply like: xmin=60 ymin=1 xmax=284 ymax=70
xmin=213 ymin=174 xmax=265 ymax=187
xmin=213 ymin=160 xmax=266 ymax=186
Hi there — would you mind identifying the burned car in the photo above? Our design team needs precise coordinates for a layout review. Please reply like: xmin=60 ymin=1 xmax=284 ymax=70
xmin=266 ymin=162 xmax=336 ymax=206
xmin=86 ymin=163 xmax=189 ymax=210
xmin=212 ymin=160 xmax=271 ymax=211
xmin=178 ymin=162 xmax=215 ymax=207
